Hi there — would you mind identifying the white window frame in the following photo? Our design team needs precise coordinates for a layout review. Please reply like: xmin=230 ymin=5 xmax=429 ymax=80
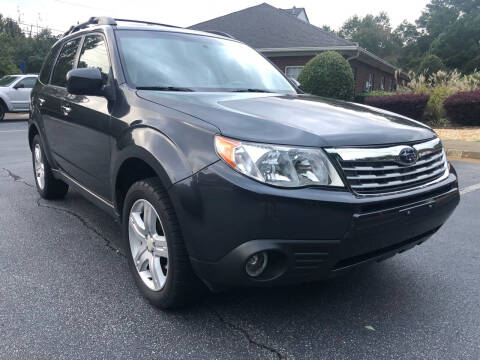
xmin=365 ymin=73 xmax=374 ymax=92
xmin=285 ymin=66 xmax=304 ymax=80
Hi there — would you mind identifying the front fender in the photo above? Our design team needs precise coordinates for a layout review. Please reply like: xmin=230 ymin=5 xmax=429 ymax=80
xmin=112 ymin=126 xmax=193 ymax=192
xmin=0 ymin=93 xmax=12 ymax=111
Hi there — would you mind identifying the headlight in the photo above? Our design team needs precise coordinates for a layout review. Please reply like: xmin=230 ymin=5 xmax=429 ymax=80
xmin=214 ymin=135 xmax=344 ymax=188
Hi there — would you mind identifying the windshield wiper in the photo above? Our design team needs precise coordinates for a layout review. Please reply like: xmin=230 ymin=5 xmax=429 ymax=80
xmin=230 ymin=88 xmax=273 ymax=93
xmin=136 ymin=86 xmax=194 ymax=92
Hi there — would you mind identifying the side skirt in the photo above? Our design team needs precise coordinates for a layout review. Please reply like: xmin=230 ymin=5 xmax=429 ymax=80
xmin=52 ymin=169 xmax=121 ymax=221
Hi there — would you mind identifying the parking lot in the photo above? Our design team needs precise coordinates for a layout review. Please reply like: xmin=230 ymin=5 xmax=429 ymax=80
xmin=1 ymin=116 xmax=479 ymax=359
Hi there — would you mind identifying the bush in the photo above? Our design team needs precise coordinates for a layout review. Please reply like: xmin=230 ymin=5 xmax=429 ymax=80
xmin=399 ymin=70 xmax=480 ymax=125
xmin=354 ymin=91 xmax=395 ymax=103
xmin=298 ymin=51 xmax=354 ymax=100
xmin=364 ymin=93 xmax=430 ymax=120
xmin=444 ymin=90 xmax=480 ymax=125
xmin=417 ymin=54 xmax=446 ymax=78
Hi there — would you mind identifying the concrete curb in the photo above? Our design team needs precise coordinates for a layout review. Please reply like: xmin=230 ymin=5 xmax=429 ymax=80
xmin=446 ymin=148 xmax=480 ymax=160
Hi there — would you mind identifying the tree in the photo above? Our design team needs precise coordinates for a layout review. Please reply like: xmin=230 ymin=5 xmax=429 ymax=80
xmin=392 ymin=0 xmax=480 ymax=74
xmin=429 ymin=10 xmax=480 ymax=72
xmin=320 ymin=25 xmax=335 ymax=33
xmin=298 ymin=51 xmax=354 ymax=100
xmin=394 ymin=21 xmax=420 ymax=47
xmin=418 ymin=54 xmax=446 ymax=77
xmin=416 ymin=0 xmax=460 ymax=39
xmin=14 ymin=29 xmax=58 ymax=73
xmin=338 ymin=12 xmax=402 ymax=65
xmin=0 ymin=14 xmax=58 ymax=75
xmin=0 ymin=33 xmax=20 ymax=77
xmin=0 ymin=14 xmax=23 ymax=38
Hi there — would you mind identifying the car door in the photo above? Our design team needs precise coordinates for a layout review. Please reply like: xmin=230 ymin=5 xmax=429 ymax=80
xmin=9 ymin=77 xmax=37 ymax=111
xmin=51 ymin=33 xmax=112 ymax=200
xmin=42 ymin=37 xmax=82 ymax=179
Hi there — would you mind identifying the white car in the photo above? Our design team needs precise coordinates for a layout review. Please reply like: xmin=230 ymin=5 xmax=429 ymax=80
xmin=0 ymin=74 xmax=38 ymax=120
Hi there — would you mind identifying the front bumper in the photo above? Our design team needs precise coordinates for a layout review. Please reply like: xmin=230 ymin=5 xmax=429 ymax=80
xmin=169 ymin=161 xmax=460 ymax=289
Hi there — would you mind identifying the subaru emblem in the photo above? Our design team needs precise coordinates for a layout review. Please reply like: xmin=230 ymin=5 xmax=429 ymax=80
xmin=397 ymin=147 xmax=418 ymax=165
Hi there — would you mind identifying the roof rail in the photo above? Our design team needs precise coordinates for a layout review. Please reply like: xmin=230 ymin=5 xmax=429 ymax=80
xmin=62 ymin=17 xmax=181 ymax=37
xmin=114 ymin=18 xmax=181 ymax=29
xmin=63 ymin=16 xmax=116 ymax=36
xmin=204 ymin=30 xmax=236 ymax=39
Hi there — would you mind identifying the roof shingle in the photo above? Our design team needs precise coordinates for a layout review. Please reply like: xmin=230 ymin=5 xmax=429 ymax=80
xmin=189 ymin=3 xmax=355 ymax=49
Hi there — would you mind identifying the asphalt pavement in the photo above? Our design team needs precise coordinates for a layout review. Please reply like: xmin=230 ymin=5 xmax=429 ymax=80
xmin=1 ymin=118 xmax=479 ymax=359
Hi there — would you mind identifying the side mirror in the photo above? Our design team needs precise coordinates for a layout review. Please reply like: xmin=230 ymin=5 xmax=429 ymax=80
xmin=14 ymin=82 xmax=25 ymax=89
xmin=66 ymin=68 xmax=103 ymax=96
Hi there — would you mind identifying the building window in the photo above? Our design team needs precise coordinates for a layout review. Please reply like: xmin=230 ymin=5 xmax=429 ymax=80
xmin=365 ymin=73 xmax=374 ymax=92
xmin=285 ymin=66 xmax=304 ymax=80
xmin=353 ymin=67 xmax=357 ymax=81
xmin=380 ymin=76 xmax=385 ymax=91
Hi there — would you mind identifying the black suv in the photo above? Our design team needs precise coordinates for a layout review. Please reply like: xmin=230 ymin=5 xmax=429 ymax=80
xmin=29 ymin=17 xmax=459 ymax=309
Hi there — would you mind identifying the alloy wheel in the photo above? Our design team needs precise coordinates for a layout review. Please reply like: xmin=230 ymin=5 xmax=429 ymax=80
xmin=34 ymin=144 xmax=45 ymax=190
xmin=128 ymin=199 xmax=169 ymax=291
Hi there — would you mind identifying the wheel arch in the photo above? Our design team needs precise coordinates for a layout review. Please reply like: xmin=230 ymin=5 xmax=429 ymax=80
xmin=112 ymin=127 xmax=193 ymax=217
xmin=28 ymin=123 xmax=40 ymax=150
xmin=0 ymin=96 xmax=8 ymax=112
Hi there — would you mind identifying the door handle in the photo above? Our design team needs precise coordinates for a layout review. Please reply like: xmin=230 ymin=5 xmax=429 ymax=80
xmin=61 ymin=105 xmax=72 ymax=116
xmin=38 ymin=97 xmax=46 ymax=107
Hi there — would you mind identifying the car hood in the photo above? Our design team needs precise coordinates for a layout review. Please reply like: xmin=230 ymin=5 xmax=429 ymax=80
xmin=137 ymin=91 xmax=436 ymax=147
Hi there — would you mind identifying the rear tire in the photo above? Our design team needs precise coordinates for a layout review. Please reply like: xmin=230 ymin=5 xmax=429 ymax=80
xmin=31 ymin=135 xmax=69 ymax=199
xmin=123 ymin=178 xmax=207 ymax=309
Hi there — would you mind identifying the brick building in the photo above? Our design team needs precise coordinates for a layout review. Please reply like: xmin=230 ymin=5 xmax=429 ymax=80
xmin=190 ymin=3 xmax=407 ymax=94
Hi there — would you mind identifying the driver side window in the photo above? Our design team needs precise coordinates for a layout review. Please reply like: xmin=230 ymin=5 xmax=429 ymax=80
xmin=16 ymin=77 xmax=37 ymax=89
xmin=77 ymin=34 xmax=110 ymax=85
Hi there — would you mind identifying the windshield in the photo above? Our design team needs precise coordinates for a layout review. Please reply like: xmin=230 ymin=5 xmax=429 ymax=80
xmin=116 ymin=30 xmax=296 ymax=93
xmin=0 ymin=75 xmax=19 ymax=87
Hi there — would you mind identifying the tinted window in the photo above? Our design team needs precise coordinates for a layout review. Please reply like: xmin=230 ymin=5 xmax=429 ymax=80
xmin=17 ymin=77 xmax=37 ymax=89
xmin=51 ymin=38 xmax=81 ymax=87
xmin=77 ymin=34 xmax=110 ymax=85
xmin=39 ymin=45 xmax=60 ymax=84
xmin=0 ymin=76 xmax=19 ymax=87
xmin=116 ymin=30 xmax=295 ymax=93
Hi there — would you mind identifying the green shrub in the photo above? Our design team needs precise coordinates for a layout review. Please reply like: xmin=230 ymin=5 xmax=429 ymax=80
xmin=422 ymin=86 xmax=453 ymax=123
xmin=417 ymin=54 xmax=446 ymax=78
xmin=354 ymin=91 xmax=395 ymax=103
xmin=399 ymin=70 xmax=480 ymax=124
xmin=298 ymin=51 xmax=354 ymax=100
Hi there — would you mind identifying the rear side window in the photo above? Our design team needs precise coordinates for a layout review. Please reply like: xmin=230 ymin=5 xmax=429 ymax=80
xmin=51 ymin=38 xmax=81 ymax=87
xmin=16 ymin=77 xmax=37 ymax=89
xmin=39 ymin=45 xmax=60 ymax=84
xmin=77 ymin=34 xmax=110 ymax=85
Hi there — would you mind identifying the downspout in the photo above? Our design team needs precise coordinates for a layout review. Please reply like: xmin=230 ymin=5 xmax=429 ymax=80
xmin=346 ymin=44 xmax=360 ymax=61
xmin=346 ymin=45 xmax=360 ymax=95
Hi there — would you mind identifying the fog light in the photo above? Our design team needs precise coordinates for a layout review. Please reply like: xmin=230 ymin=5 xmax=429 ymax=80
xmin=245 ymin=252 xmax=268 ymax=277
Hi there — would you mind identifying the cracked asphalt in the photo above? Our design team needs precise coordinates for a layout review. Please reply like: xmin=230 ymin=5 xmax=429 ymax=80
xmin=1 ymin=118 xmax=480 ymax=359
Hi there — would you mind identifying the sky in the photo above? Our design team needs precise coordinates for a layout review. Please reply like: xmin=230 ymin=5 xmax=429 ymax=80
xmin=2 ymin=0 xmax=430 ymax=36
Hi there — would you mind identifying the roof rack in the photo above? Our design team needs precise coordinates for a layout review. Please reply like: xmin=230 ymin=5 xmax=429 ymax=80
xmin=114 ymin=18 xmax=181 ymax=29
xmin=63 ymin=17 xmax=181 ymax=37
xmin=204 ymin=30 xmax=236 ymax=39
xmin=63 ymin=17 xmax=116 ymax=36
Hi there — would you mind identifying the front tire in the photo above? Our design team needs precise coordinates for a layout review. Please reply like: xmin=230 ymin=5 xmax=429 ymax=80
xmin=123 ymin=178 xmax=207 ymax=309
xmin=0 ymin=102 xmax=5 ymax=121
xmin=31 ymin=135 xmax=69 ymax=199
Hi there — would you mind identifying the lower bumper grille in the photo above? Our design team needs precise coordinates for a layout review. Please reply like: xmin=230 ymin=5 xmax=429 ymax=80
xmin=326 ymin=138 xmax=449 ymax=195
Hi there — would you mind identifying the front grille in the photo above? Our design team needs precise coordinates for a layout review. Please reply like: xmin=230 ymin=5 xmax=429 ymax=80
xmin=326 ymin=138 xmax=449 ymax=195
